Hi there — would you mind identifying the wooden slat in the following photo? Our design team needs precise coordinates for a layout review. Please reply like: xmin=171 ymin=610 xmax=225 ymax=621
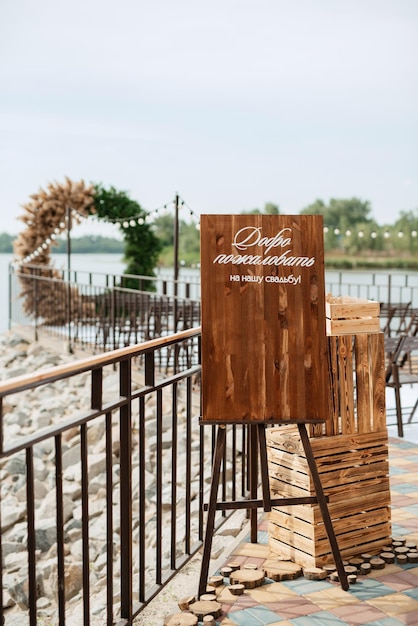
xmin=328 ymin=337 xmax=339 ymax=436
xmin=267 ymin=427 xmax=389 ymax=456
xmin=326 ymin=300 xmax=380 ymax=319
xmin=355 ymin=334 xmax=372 ymax=433
xmin=338 ymin=335 xmax=355 ymax=434
xmin=371 ymin=333 xmax=386 ymax=431
xmin=326 ymin=317 xmax=380 ymax=335
xmin=269 ymin=488 xmax=391 ymax=527
xmin=269 ymin=534 xmax=391 ymax=568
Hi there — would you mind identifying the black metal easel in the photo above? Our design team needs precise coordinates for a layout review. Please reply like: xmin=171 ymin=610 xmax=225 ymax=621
xmin=198 ymin=421 xmax=349 ymax=598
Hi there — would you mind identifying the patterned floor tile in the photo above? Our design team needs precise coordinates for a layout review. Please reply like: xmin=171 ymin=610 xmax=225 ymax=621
xmin=290 ymin=612 xmax=350 ymax=625
xmin=228 ymin=605 xmax=286 ymax=625
xmin=367 ymin=591 xmax=418 ymax=615
xmin=331 ymin=602 xmax=389 ymax=624
xmin=232 ymin=542 xmax=270 ymax=559
xmin=376 ymin=570 xmax=418 ymax=592
xmin=342 ymin=579 xmax=397 ymax=603
xmin=306 ymin=586 xmax=360 ymax=611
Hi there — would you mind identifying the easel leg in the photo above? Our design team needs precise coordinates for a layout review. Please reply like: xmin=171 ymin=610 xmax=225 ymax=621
xmin=257 ymin=424 xmax=271 ymax=512
xmin=298 ymin=424 xmax=349 ymax=591
xmin=198 ymin=426 xmax=227 ymax=599
xmin=250 ymin=425 xmax=258 ymax=542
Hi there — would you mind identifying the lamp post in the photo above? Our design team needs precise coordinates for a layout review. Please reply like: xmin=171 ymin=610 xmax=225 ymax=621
xmin=173 ymin=193 xmax=179 ymax=332
xmin=66 ymin=206 xmax=73 ymax=353
xmin=173 ymin=193 xmax=179 ymax=295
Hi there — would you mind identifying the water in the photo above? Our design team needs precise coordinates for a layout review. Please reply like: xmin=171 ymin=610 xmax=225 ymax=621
xmin=2 ymin=252 xmax=418 ymax=334
xmin=0 ymin=253 xmax=200 ymax=334
xmin=0 ymin=253 xmax=127 ymax=334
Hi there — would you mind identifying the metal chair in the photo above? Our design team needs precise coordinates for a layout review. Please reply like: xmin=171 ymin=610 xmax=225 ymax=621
xmin=386 ymin=335 xmax=418 ymax=437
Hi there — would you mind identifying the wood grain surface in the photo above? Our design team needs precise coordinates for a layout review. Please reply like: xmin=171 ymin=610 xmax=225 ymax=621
xmin=200 ymin=214 xmax=330 ymax=423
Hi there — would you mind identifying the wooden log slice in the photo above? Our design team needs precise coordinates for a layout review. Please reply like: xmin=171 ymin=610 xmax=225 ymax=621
xmin=405 ymin=542 xmax=417 ymax=550
xmin=347 ymin=574 xmax=357 ymax=584
xmin=370 ymin=558 xmax=385 ymax=570
xmin=380 ymin=552 xmax=395 ymax=564
xmin=392 ymin=536 xmax=406 ymax=545
xmin=220 ymin=566 xmax=233 ymax=578
xmin=397 ymin=554 xmax=408 ymax=565
xmin=263 ymin=560 xmax=302 ymax=582
xmin=199 ymin=593 xmax=217 ymax=602
xmin=229 ymin=583 xmax=245 ymax=596
xmin=189 ymin=600 xmax=222 ymax=620
xmin=323 ymin=564 xmax=337 ymax=575
xmin=227 ymin=561 xmax=241 ymax=572
xmin=360 ymin=553 xmax=372 ymax=562
xmin=243 ymin=563 xmax=258 ymax=570
xmin=348 ymin=558 xmax=364 ymax=569
xmin=230 ymin=568 xmax=265 ymax=588
xmin=360 ymin=563 xmax=372 ymax=575
xmin=202 ymin=617 xmax=216 ymax=626
xmin=208 ymin=576 xmax=223 ymax=587
xmin=344 ymin=565 xmax=358 ymax=576
xmin=178 ymin=596 xmax=195 ymax=611
xmin=408 ymin=552 xmax=418 ymax=563
xmin=164 ymin=612 xmax=198 ymax=626
xmin=394 ymin=546 xmax=409 ymax=556
xmin=302 ymin=567 xmax=328 ymax=581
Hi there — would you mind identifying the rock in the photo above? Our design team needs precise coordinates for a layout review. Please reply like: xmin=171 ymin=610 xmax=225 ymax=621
xmin=50 ymin=562 xmax=83 ymax=601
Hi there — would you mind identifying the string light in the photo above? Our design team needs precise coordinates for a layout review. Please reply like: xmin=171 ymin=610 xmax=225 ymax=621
xmin=17 ymin=194 xmax=201 ymax=267
xmin=324 ymin=226 xmax=418 ymax=239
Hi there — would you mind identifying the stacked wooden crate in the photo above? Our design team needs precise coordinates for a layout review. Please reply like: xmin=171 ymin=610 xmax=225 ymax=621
xmin=267 ymin=304 xmax=391 ymax=568
xmin=325 ymin=295 xmax=380 ymax=336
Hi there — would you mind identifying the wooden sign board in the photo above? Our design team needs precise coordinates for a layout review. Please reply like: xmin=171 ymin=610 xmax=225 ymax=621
xmin=200 ymin=214 xmax=330 ymax=424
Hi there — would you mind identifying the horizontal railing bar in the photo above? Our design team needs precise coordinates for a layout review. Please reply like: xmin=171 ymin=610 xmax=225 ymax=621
xmin=204 ymin=496 xmax=325 ymax=511
xmin=1 ymin=365 xmax=202 ymax=457
xmin=0 ymin=327 xmax=201 ymax=396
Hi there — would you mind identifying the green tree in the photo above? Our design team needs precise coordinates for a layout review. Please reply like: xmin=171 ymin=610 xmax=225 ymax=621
xmin=392 ymin=210 xmax=418 ymax=254
xmin=241 ymin=202 xmax=280 ymax=215
xmin=91 ymin=184 xmax=162 ymax=288
xmin=301 ymin=197 xmax=372 ymax=252
xmin=0 ymin=232 xmax=14 ymax=252
xmin=153 ymin=214 xmax=175 ymax=247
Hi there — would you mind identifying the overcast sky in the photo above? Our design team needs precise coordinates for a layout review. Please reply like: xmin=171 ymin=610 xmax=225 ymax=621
xmin=1 ymin=0 xmax=417 ymax=236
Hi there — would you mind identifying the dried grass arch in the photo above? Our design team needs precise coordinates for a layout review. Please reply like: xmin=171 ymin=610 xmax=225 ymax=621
xmin=14 ymin=177 xmax=153 ymax=325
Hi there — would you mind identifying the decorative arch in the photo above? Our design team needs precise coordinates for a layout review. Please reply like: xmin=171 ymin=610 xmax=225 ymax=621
xmin=13 ymin=177 xmax=161 ymax=324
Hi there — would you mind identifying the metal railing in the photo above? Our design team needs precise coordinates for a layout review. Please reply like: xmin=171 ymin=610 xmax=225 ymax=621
xmin=0 ymin=328 xmax=250 ymax=625
xmin=9 ymin=264 xmax=201 ymax=353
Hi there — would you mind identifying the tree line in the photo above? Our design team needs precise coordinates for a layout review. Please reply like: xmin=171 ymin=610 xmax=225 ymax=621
xmin=2 ymin=196 xmax=418 ymax=269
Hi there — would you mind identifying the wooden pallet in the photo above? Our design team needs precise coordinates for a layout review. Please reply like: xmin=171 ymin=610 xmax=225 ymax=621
xmin=267 ymin=330 xmax=390 ymax=567
xmin=267 ymin=426 xmax=391 ymax=568
xmin=326 ymin=299 xmax=380 ymax=335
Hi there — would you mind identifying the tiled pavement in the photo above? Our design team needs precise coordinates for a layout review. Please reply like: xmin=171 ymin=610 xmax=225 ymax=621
xmin=209 ymin=436 xmax=418 ymax=626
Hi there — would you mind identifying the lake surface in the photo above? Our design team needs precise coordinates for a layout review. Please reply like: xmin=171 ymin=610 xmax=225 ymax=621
xmin=1 ymin=252 xmax=418 ymax=335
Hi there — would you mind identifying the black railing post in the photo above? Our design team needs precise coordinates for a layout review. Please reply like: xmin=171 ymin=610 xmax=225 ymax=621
xmin=119 ymin=358 xmax=133 ymax=621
